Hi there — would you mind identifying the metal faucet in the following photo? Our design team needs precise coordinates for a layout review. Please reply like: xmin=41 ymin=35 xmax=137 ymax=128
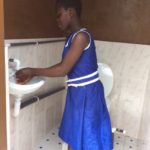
xmin=8 ymin=58 xmax=20 ymax=70
xmin=8 ymin=58 xmax=20 ymax=76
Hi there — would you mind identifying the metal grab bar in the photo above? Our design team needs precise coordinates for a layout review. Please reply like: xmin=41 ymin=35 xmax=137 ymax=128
xmin=20 ymin=86 xmax=65 ymax=109
xmin=6 ymin=38 xmax=66 ymax=47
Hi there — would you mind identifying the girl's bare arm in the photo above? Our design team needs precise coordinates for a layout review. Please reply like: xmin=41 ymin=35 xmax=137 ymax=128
xmin=16 ymin=32 xmax=89 ymax=84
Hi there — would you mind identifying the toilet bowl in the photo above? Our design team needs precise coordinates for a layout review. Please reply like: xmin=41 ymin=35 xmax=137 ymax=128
xmin=97 ymin=63 xmax=113 ymax=111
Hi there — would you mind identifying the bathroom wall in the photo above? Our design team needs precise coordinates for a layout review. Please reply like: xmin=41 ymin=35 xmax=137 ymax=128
xmin=5 ymin=0 xmax=150 ymax=44
xmin=82 ymin=0 xmax=150 ymax=44
xmin=95 ymin=41 xmax=150 ymax=142
xmin=4 ymin=0 xmax=62 ymax=39
xmin=7 ymin=40 xmax=66 ymax=150
xmin=138 ymin=71 xmax=150 ymax=146
xmin=7 ymin=39 xmax=150 ymax=149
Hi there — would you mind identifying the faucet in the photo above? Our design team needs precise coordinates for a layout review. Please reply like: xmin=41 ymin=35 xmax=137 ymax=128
xmin=8 ymin=58 xmax=20 ymax=76
xmin=9 ymin=58 xmax=20 ymax=70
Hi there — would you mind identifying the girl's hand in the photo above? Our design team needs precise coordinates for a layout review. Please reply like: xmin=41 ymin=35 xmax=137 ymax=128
xmin=15 ymin=68 xmax=34 ymax=84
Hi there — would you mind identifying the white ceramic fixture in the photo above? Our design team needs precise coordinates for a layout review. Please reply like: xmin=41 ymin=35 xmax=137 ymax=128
xmin=9 ymin=58 xmax=45 ymax=117
xmin=9 ymin=75 xmax=45 ymax=97
xmin=97 ymin=63 xmax=113 ymax=111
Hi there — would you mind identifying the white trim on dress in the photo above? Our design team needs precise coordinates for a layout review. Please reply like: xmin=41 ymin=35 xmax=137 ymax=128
xmin=67 ymin=77 xmax=100 ymax=87
xmin=71 ymin=28 xmax=91 ymax=51
xmin=66 ymin=71 xmax=98 ymax=83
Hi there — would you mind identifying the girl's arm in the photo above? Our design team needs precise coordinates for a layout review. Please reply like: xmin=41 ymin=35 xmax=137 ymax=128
xmin=16 ymin=32 xmax=89 ymax=84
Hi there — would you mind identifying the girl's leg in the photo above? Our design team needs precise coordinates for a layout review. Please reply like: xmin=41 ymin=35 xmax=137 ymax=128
xmin=68 ymin=145 xmax=72 ymax=150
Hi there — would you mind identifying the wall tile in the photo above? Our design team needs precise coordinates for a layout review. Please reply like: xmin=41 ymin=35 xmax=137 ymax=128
xmin=8 ymin=41 xmax=66 ymax=150
xmin=8 ymin=39 xmax=150 ymax=148
xmin=95 ymin=41 xmax=150 ymax=140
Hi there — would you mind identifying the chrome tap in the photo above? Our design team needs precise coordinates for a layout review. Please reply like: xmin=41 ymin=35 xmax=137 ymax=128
xmin=8 ymin=58 xmax=20 ymax=76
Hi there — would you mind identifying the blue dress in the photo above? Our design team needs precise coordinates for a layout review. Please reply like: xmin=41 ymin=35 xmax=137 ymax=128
xmin=58 ymin=28 xmax=113 ymax=150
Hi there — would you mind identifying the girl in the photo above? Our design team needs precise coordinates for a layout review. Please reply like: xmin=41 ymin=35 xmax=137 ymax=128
xmin=16 ymin=0 xmax=113 ymax=149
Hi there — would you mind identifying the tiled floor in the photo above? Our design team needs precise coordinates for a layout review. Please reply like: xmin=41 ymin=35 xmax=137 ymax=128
xmin=113 ymin=133 xmax=149 ymax=150
xmin=37 ymin=127 xmax=150 ymax=150
xmin=36 ymin=127 xmax=63 ymax=150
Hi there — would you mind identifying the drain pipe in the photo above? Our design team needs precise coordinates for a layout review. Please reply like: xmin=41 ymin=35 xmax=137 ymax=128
xmin=14 ymin=97 xmax=22 ymax=117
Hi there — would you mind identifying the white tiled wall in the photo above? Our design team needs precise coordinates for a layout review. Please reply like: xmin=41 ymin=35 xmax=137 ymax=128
xmin=7 ymin=39 xmax=150 ymax=149
xmin=95 ymin=41 xmax=150 ymax=143
xmin=7 ymin=39 xmax=66 ymax=150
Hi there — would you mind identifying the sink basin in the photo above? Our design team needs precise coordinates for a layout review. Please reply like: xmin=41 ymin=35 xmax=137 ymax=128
xmin=9 ymin=75 xmax=45 ymax=97
xmin=8 ymin=59 xmax=45 ymax=117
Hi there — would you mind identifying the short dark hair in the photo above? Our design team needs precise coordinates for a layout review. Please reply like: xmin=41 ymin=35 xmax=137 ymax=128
xmin=56 ymin=0 xmax=82 ymax=17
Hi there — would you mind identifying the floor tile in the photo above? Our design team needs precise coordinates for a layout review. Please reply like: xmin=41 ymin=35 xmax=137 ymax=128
xmin=37 ymin=128 xmax=150 ymax=150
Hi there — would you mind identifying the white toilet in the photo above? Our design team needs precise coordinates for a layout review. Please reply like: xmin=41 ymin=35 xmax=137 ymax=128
xmin=97 ymin=63 xmax=113 ymax=111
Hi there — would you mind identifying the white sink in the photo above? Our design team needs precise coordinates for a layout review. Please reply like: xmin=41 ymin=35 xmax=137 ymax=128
xmin=9 ymin=73 xmax=45 ymax=117
xmin=9 ymin=75 xmax=45 ymax=97
xmin=8 ymin=59 xmax=45 ymax=117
